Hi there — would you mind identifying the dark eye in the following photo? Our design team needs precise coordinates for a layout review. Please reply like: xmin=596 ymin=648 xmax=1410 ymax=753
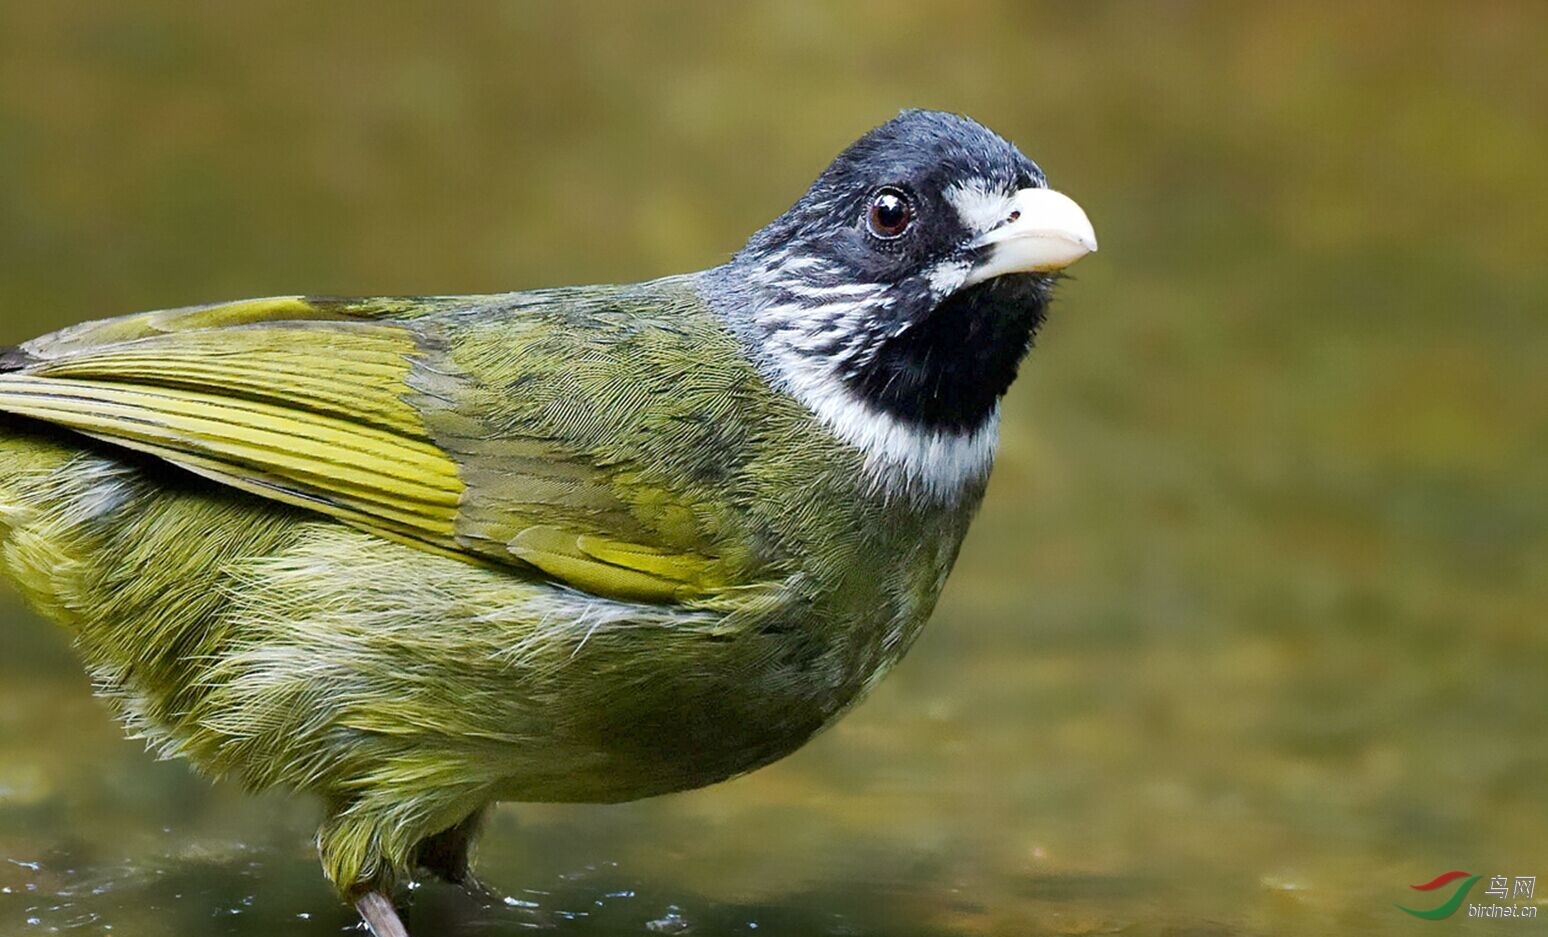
xmin=866 ymin=187 xmax=914 ymax=239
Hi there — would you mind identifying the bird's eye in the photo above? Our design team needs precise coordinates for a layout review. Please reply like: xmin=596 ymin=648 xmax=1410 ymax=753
xmin=866 ymin=188 xmax=914 ymax=239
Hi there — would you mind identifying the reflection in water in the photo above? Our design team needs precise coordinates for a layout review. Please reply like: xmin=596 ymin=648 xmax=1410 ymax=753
xmin=0 ymin=3 xmax=1544 ymax=935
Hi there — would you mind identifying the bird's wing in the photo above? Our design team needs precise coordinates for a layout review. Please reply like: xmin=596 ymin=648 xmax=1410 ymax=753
xmin=0 ymin=295 xmax=743 ymax=604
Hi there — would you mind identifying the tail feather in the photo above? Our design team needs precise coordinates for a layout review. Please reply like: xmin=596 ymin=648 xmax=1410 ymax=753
xmin=1 ymin=346 xmax=36 ymax=372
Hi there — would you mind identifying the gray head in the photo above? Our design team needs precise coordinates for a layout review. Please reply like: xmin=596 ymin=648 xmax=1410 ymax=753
xmin=706 ymin=109 xmax=1096 ymax=500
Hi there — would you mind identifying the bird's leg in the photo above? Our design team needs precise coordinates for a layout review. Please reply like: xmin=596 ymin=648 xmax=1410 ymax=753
xmin=413 ymin=805 xmax=492 ymax=893
xmin=355 ymin=891 xmax=411 ymax=937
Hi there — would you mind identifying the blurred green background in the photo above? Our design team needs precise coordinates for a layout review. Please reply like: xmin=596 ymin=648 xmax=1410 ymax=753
xmin=1 ymin=3 xmax=1544 ymax=935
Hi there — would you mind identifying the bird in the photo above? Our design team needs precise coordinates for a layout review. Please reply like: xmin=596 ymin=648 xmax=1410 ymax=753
xmin=0 ymin=109 xmax=1095 ymax=937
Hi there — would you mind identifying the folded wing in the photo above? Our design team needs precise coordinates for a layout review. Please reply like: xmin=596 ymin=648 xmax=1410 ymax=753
xmin=0 ymin=296 xmax=734 ymax=603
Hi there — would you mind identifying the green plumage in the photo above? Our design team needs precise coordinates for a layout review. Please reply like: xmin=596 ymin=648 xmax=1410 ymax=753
xmin=0 ymin=284 xmax=980 ymax=896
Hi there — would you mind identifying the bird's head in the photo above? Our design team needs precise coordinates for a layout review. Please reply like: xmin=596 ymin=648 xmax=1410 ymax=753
xmin=709 ymin=109 xmax=1097 ymax=501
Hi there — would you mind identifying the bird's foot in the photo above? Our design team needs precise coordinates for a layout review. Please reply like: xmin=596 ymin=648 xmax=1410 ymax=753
xmin=356 ymin=891 xmax=411 ymax=937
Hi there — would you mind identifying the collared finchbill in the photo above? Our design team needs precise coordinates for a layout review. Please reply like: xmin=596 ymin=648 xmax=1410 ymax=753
xmin=962 ymin=188 xmax=1097 ymax=287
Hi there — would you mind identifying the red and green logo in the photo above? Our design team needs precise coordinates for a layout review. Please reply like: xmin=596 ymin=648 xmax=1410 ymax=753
xmin=1397 ymin=871 xmax=1482 ymax=920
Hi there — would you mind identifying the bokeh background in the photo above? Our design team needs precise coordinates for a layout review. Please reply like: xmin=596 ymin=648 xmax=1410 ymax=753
xmin=1 ymin=3 xmax=1544 ymax=935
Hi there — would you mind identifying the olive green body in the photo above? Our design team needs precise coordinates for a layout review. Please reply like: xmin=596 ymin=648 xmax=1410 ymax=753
xmin=0 ymin=276 xmax=982 ymax=892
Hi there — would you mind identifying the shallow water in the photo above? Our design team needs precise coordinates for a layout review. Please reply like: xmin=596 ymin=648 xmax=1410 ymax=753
xmin=1 ymin=3 xmax=1545 ymax=935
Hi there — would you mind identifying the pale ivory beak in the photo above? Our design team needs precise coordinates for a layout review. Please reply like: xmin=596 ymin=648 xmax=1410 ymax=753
xmin=962 ymin=188 xmax=1098 ymax=287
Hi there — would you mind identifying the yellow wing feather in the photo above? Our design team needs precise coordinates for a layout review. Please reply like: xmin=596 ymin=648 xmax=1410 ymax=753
xmin=0 ymin=299 xmax=734 ymax=603
xmin=509 ymin=527 xmax=721 ymax=602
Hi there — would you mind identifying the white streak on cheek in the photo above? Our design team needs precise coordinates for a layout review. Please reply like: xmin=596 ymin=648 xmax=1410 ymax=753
xmin=945 ymin=179 xmax=1016 ymax=237
xmin=779 ymin=281 xmax=882 ymax=299
xmin=925 ymin=260 xmax=970 ymax=297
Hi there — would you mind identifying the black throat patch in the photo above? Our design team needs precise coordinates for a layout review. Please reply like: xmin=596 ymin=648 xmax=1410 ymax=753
xmin=840 ymin=274 xmax=1051 ymax=436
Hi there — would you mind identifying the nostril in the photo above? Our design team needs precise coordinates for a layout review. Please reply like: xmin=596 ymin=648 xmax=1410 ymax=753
xmin=1007 ymin=210 xmax=1021 ymax=222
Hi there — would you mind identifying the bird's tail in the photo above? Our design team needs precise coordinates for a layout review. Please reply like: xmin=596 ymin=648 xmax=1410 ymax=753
xmin=1 ymin=344 xmax=69 ymax=541
xmin=1 ymin=350 xmax=27 ymax=537
xmin=0 ymin=345 xmax=34 ymax=373
xmin=0 ymin=412 xmax=110 ymax=624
